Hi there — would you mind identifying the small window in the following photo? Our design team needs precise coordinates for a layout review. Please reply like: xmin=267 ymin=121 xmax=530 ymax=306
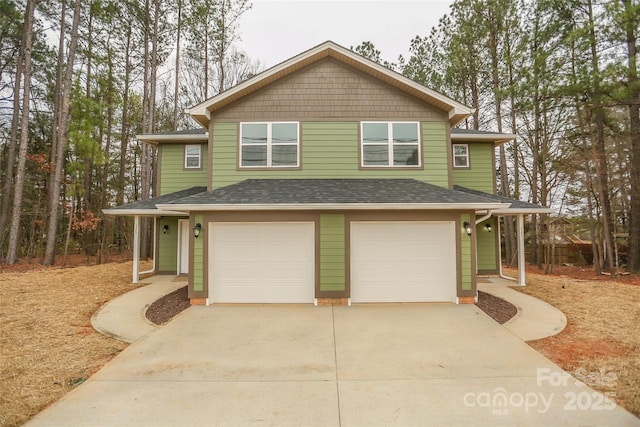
xmin=240 ymin=122 xmax=299 ymax=168
xmin=453 ymin=144 xmax=469 ymax=168
xmin=185 ymin=144 xmax=201 ymax=169
xmin=361 ymin=122 xmax=420 ymax=167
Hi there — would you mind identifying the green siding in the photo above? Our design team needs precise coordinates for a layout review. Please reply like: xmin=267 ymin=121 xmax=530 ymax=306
xmin=157 ymin=217 xmax=180 ymax=272
xmin=460 ymin=214 xmax=473 ymax=291
xmin=159 ymin=144 xmax=208 ymax=195
xmin=319 ymin=214 xmax=346 ymax=292
xmin=476 ymin=218 xmax=497 ymax=272
xmin=452 ymin=143 xmax=495 ymax=193
xmin=192 ymin=215 xmax=204 ymax=292
xmin=211 ymin=121 xmax=450 ymax=188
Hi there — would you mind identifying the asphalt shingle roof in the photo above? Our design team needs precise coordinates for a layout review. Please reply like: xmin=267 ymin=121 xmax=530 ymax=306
xmin=110 ymin=186 xmax=207 ymax=210
xmin=168 ymin=179 xmax=500 ymax=206
xmin=453 ymin=185 xmax=549 ymax=211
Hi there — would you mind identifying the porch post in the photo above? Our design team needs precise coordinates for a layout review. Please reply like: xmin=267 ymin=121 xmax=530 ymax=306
xmin=133 ymin=215 xmax=140 ymax=283
xmin=517 ymin=214 xmax=526 ymax=285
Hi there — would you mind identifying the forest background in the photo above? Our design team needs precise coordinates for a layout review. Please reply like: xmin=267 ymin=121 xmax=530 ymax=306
xmin=0 ymin=0 xmax=638 ymax=274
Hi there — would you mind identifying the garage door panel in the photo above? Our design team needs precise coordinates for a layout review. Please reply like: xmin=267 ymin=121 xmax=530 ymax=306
xmin=210 ymin=222 xmax=315 ymax=303
xmin=351 ymin=221 xmax=456 ymax=303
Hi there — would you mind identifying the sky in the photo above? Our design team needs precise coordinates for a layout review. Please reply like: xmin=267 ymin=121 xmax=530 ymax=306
xmin=237 ymin=0 xmax=455 ymax=69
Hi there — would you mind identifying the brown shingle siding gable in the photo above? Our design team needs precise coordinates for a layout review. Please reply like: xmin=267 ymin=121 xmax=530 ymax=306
xmin=213 ymin=58 xmax=447 ymax=122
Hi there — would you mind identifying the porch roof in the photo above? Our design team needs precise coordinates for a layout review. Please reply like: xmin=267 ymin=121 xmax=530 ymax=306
xmin=453 ymin=186 xmax=554 ymax=214
xmin=102 ymin=187 xmax=207 ymax=216
xmin=156 ymin=179 xmax=510 ymax=212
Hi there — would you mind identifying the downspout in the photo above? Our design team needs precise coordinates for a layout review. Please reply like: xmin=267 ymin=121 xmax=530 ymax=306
xmin=133 ymin=215 xmax=140 ymax=283
xmin=474 ymin=211 xmax=493 ymax=274
xmin=497 ymin=216 xmax=517 ymax=281
xmin=139 ymin=217 xmax=157 ymax=276
xmin=517 ymin=214 xmax=526 ymax=285
xmin=475 ymin=210 xmax=493 ymax=226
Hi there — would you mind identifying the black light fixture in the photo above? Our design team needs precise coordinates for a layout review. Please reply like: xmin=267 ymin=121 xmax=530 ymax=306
xmin=463 ymin=221 xmax=472 ymax=236
xmin=193 ymin=223 xmax=202 ymax=239
xmin=485 ymin=223 xmax=492 ymax=232
xmin=163 ymin=224 xmax=169 ymax=234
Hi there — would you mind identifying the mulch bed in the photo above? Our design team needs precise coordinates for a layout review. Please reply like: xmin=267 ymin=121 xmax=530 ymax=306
xmin=145 ymin=286 xmax=518 ymax=326
xmin=475 ymin=290 xmax=518 ymax=324
xmin=145 ymin=286 xmax=190 ymax=325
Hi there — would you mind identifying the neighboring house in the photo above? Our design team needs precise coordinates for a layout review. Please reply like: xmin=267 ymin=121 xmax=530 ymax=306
xmin=104 ymin=41 xmax=551 ymax=306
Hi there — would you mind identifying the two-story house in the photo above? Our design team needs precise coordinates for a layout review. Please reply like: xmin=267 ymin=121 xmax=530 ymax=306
xmin=105 ymin=41 xmax=551 ymax=306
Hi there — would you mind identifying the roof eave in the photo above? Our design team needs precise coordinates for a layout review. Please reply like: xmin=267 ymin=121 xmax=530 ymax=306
xmin=494 ymin=207 xmax=556 ymax=215
xmin=102 ymin=208 xmax=188 ymax=216
xmin=156 ymin=202 xmax=511 ymax=212
xmin=136 ymin=132 xmax=209 ymax=147
xmin=451 ymin=133 xmax=517 ymax=146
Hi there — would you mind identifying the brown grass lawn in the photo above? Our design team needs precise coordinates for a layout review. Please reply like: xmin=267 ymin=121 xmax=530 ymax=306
xmin=505 ymin=267 xmax=640 ymax=418
xmin=0 ymin=261 xmax=147 ymax=427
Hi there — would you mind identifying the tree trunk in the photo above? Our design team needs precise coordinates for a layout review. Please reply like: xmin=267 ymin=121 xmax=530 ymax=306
xmin=43 ymin=0 xmax=82 ymax=266
xmin=0 ymin=45 xmax=23 ymax=254
xmin=6 ymin=0 xmax=37 ymax=264
xmin=173 ymin=0 xmax=182 ymax=130
xmin=587 ymin=0 xmax=616 ymax=275
xmin=623 ymin=0 xmax=640 ymax=273
xmin=47 ymin=0 xmax=67 ymax=219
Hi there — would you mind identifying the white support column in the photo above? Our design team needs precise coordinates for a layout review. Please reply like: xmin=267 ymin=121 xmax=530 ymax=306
xmin=139 ymin=217 xmax=157 ymax=276
xmin=133 ymin=215 xmax=140 ymax=283
xmin=517 ymin=214 xmax=526 ymax=286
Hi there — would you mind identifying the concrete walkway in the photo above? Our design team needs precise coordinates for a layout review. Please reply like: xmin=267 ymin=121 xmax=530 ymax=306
xmin=91 ymin=275 xmax=187 ymax=343
xmin=93 ymin=275 xmax=567 ymax=345
xmin=478 ymin=277 xmax=568 ymax=341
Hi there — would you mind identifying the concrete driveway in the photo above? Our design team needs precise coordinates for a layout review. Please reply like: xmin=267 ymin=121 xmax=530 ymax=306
xmin=27 ymin=304 xmax=639 ymax=426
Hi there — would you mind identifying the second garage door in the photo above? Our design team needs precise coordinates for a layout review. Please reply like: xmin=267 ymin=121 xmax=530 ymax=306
xmin=209 ymin=222 xmax=315 ymax=303
xmin=350 ymin=221 xmax=456 ymax=303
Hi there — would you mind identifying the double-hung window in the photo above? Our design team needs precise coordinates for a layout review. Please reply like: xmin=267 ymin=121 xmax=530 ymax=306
xmin=361 ymin=122 xmax=420 ymax=167
xmin=453 ymin=144 xmax=469 ymax=168
xmin=240 ymin=122 xmax=299 ymax=167
xmin=184 ymin=144 xmax=201 ymax=169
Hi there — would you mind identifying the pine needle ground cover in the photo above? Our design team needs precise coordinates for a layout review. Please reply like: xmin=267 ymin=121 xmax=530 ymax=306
xmin=506 ymin=268 xmax=640 ymax=418
xmin=0 ymin=261 xmax=146 ymax=427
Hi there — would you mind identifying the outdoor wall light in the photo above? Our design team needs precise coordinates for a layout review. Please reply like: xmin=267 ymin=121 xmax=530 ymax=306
xmin=463 ymin=222 xmax=473 ymax=236
xmin=485 ymin=223 xmax=492 ymax=232
xmin=163 ymin=224 xmax=169 ymax=234
xmin=193 ymin=223 xmax=202 ymax=239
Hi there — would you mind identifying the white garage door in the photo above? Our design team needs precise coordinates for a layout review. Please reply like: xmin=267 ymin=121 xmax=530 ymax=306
xmin=350 ymin=221 xmax=456 ymax=303
xmin=209 ymin=222 xmax=315 ymax=303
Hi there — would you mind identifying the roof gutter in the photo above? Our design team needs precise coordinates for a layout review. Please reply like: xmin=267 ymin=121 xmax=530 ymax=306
xmin=102 ymin=208 xmax=188 ymax=216
xmin=155 ymin=202 xmax=511 ymax=212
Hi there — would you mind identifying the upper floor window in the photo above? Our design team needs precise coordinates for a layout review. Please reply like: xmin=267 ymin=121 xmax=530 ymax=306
xmin=453 ymin=144 xmax=469 ymax=168
xmin=240 ymin=122 xmax=299 ymax=168
xmin=185 ymin=144 xmax=201 ymax=169
xmin=361 ymin=122 xmax=420 ymax=167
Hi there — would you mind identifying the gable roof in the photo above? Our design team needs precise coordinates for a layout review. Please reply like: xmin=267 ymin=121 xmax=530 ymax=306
xmin=186 ymin=41 xmax=473 ymax=128
xmin=102 ymin=186 xmax=207 ymax=216
xmin=156 ymin=179 xmax=509 ymax=211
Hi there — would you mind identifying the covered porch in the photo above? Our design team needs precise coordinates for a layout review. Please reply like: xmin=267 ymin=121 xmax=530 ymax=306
xmin=102 ymin=187 xmax=207 ymax=283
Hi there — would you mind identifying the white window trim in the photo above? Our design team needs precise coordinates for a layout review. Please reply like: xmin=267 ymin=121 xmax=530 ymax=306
xmin=453 ymin=143 xmax=469 ymax=168
xmin=360 ymin=121 xmax=421 ymax=168
xmin=184 ymin=144 xmax=201 ymax=169
xmin=239 ymin=122 xmax=300 ymax=168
